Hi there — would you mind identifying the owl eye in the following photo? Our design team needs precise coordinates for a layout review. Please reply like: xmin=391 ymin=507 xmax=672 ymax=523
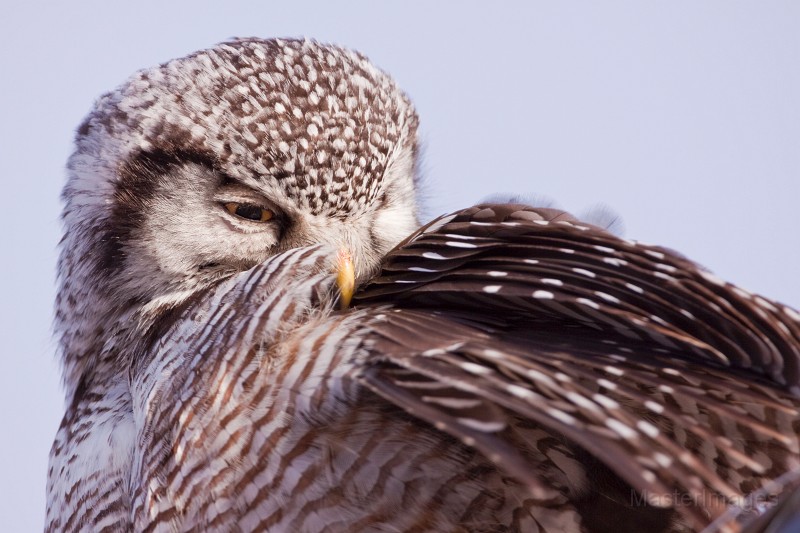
xmin=223 ymin=202 xmax=274 ymax=222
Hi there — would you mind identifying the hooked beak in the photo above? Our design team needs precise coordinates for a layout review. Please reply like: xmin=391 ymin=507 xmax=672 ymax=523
xmin=335 ymin=249 xmax=355 ymax=309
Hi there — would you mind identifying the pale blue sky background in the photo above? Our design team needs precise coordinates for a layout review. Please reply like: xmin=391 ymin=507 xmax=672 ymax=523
xmin=1 ymin=2 xmax=798 ymax=530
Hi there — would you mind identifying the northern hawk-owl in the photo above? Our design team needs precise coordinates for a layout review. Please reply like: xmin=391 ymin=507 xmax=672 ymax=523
xmin=47 ymin=38 xmax=800 ymax=532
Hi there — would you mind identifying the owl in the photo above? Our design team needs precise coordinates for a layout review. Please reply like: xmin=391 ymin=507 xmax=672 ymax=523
xmin=47 ymin=38 xmax=800 ymax=532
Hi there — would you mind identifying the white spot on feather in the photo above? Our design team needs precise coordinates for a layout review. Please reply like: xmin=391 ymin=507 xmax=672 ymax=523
xmin=566 ymin=392 xmax=600 ymax=412
xmin=605 ymin=419 xmax=637 ymax=440
xmin=653 ymin=452 xmax=672 ymax=468
xmin=594 ymin=245 xmax=615 ymax=253
xmin=526 ymin=368 xmax=557 ymax=387
xmin=650 ymin=315 xmax=668 ymax=326
xmin=457 ymin=418 xmax=505 ymax=432
xmin=576 ymin=298 xmax=600 ymax=310
xmin=637 ymin=420 xmax=660 ymax=438
xmin=423 ymin=396 xmax=483 ymax=409
xmin=460 ymin=362 xmax=492 ymax=375
xmin=546 ymin=408 xmax=577 ymax=426
xmin=625 ymin=283 xmax=644 ymax=294
xmin=700 ymin=271 xmax=726 ymax=286
xmin=592 ymin=394 xmax=620 ymax=410
xmin=783 ymin=306 xmax=800 ymax=322
xmin=603 ymin=257 xmax=627 ymax=267
xmin=594 ymin=291 xmax=620 ymax=304
xmin=446 ymin=241 xmax=477 ymax=249
xmin=597 ymin=379 xmax=617 ymax=390
xmin=645 ymin=401 xmax=664 ymax=414
xmin=507 ymin=384 xmax=536 ymax=399
xmin=755 ymin=296 xmax=778 ymax=312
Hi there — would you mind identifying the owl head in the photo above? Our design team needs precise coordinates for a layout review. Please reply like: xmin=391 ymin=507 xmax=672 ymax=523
xmin=56 ymin=38 xmax=421 ymax=399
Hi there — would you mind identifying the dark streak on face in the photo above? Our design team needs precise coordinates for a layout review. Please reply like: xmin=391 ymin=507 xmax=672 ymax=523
xmin=97 ymin=149 xmax=218 ymax=275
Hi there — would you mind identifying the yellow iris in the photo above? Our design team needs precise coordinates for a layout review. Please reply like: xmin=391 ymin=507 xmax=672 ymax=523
xmin=224 ymin=202 xmax=273 ymax=222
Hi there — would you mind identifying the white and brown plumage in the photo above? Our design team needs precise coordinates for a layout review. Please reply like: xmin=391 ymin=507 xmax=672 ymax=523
xmin=47 ymin=38 xmax=800 ymax=532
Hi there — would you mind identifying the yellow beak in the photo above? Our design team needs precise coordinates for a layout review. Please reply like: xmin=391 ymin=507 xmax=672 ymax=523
xmin=335 ymin=249 xmax=355 ymax=309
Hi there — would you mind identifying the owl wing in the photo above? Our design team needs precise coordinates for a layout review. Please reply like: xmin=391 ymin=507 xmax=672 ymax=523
xmin=353 ymin=204 xmax=800 ymax=531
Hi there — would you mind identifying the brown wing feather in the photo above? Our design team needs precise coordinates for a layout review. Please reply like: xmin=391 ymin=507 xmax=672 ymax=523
xmin=354 ymin=203 xmax=800 ymax=531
